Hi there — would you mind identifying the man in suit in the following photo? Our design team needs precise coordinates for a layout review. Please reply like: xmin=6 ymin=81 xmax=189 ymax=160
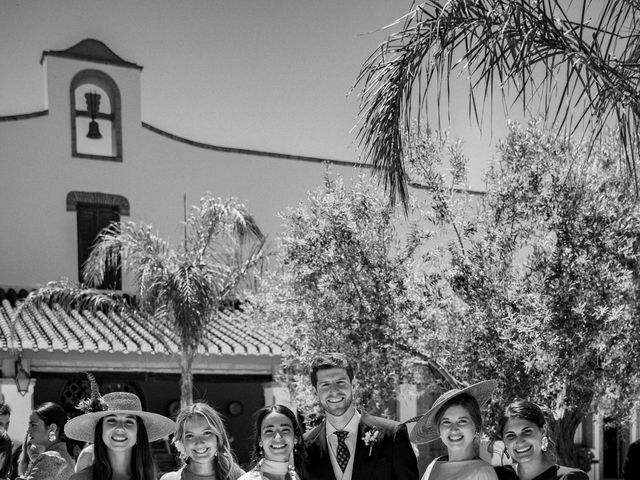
xmin=303 ymin=353 xmax=419 ymax=480
xmin=623 ymin=438 xmax=640 ymax=480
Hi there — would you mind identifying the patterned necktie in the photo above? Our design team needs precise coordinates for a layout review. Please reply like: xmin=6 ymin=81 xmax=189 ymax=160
xmin=334 ymin=430 xmax=350 ymax=472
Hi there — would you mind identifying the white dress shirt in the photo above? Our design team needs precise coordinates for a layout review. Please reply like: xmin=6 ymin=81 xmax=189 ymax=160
xmin=326 ymin=410 xmax=361 ymax=480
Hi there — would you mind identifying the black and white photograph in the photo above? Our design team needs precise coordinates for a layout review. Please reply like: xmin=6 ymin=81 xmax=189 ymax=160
xmin=1 ymin=2 xmax=639 ymax=480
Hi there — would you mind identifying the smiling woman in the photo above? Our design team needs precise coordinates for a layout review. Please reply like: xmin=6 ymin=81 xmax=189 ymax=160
xmin=409 ymin=380 xmax=499 ymax=480
xmin=239 ymin=405 xmax=306 ymax=480
xmin=495 ymin=401 xmax=589 ymax=480
xmin=18 ymin=402 xmax=75 ymax=480
xmin=64 ymin=392 xmax=175 ymax=480
xmin=160 ymin=402 xmax=244 ymax=480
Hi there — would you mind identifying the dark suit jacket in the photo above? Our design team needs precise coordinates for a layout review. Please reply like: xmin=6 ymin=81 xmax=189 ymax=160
xmin=303 ymin=413 xmax=419 ymax=480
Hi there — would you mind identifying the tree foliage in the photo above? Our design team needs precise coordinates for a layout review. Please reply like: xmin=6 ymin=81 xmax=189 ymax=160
xmin=254 ymin=172 xmax=432 ymax=423
xmin=15 ymin=194 xmax=265 ymax=407
xmin=416 ymin=122 xmax=640 ymax=467
xmin=355 ymin=0 xmax=640 ymax=208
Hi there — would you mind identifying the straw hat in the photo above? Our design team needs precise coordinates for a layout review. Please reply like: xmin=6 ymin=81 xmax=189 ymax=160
xmin=408 ymin=380 xmax=497 ymax=444
xmin=65 ymin=392 xmax=176 ymax=443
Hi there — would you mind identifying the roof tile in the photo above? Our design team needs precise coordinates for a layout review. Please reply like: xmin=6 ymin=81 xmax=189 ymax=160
xmin=1 ymin=299 xmax=282 ymax=358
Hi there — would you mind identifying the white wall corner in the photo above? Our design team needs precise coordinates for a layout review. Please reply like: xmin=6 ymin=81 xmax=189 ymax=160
xmin=0 ymin=377 xmax=35 ymax=445
xmin=262 ymin=382 xmax=294 ymax=411
xmin=397 ymin=383 xmax=418 ymax=423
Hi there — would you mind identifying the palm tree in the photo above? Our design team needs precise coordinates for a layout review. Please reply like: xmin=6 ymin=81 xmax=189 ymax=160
xmin=14 ymin=194 xmax=265 ymax=407
xmin=355 ymin=0 xmax=640 ymax=209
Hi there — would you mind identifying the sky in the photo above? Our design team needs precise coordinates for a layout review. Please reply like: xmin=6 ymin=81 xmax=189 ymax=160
xmin=0 ymin=0 xmax=506 ymax=189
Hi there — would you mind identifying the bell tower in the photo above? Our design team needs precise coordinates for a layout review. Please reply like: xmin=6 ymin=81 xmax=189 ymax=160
xmin=41 ymin=39 xmax=143 ymax=162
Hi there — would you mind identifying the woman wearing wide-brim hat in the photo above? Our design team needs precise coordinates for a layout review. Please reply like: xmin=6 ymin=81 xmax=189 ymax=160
xmin=64 ymin=391 xmax=175 ymax=480
xmin=408 ymin=380 xmax=498 ymax=480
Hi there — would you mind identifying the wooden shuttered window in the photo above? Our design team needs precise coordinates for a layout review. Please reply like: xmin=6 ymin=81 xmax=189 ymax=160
xmin=76 ymin=204 xmax=121 ymax=290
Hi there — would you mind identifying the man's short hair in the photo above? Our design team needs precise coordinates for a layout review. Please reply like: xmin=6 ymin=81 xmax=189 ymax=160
xmin=0 ymin=404 xmax=11 ymax=416
xmin=310 ymin=352 xmax=354 ymax=387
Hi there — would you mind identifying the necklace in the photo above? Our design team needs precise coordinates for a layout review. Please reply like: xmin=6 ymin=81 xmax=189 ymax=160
xmin=257 ymin=459 xmax=299 ymax=480
xmin=183 ymin=464 xmax=216 ymax=480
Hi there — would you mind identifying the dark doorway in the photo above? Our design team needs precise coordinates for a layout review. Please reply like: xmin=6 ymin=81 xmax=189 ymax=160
xmin=76 ymin=203 xmax=121 ymax=289
xmin=603 ymin=421 xmax=627 ymax=479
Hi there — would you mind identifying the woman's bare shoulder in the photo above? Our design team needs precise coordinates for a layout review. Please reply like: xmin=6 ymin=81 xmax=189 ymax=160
xmin=69 ymin=466 xmax=93 ymax=480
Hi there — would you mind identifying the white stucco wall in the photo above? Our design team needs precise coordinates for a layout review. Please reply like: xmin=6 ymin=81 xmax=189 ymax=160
xmin=0 ymin=51 xmax=365 ymax=289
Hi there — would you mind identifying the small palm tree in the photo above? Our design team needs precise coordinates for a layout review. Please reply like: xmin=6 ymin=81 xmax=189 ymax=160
xmin=15 ymin=194 xmax=265 ymax=407
xmin=355 ymin=0 xmax=640 ymax=208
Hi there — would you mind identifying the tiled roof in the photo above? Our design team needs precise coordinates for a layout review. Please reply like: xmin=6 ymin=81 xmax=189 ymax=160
xmin=0 ymin=291 xmax=282 ymax=357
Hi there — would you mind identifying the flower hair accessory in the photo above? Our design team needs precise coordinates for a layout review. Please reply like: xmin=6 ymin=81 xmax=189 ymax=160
xmin=75 ymin=372 xmax=108 ymax=414
xmin=362 ymin=426 xmax=381 ymax=456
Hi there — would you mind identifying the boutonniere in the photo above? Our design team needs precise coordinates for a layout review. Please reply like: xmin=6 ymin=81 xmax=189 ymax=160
xmin=362 ymin=426 xmax=382 ymax=456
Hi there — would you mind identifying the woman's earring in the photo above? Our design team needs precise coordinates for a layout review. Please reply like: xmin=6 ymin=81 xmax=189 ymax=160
xmin=48 ymin=431 xmax=56 ymax=442
xmin=541 ymin=436 xmax=548 ymax=452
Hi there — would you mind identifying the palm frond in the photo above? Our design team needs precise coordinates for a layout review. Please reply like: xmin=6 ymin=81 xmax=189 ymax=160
xmin=167 ymin=263 xmax=216 ymax=351
xmin=355 ymin=0 xmax=640 ymax=207
xmin=186 ymin=195 xmax=264 ymax=262
xmin=16 ymin=279 xmax=127 ymax=313
xmin=83 ymin=221 xmax=175 ymax=289
xmin=214 ymin=235 xmax=267 ymax=300
xmin=21 ymin=194 xmax=264 ymax=407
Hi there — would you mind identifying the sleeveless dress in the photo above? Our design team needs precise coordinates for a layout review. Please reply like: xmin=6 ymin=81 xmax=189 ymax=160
xmin=421 ymin=456 xmax=498 ymax=480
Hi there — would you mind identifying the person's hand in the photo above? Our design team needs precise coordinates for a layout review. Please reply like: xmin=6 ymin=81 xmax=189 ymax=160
xmin=26 ymin=441 xmax=42 ymax=460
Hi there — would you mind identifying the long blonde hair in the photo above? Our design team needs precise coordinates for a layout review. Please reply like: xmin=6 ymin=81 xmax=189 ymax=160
xmin=173 ymin=403 xmax=243 ymax=480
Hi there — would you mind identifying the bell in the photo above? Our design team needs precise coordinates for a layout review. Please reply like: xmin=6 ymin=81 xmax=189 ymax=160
xmin=85 ymin=91 xmax=103 ymax=139
xmin=87 ymin=119 xmax=102 ymax=139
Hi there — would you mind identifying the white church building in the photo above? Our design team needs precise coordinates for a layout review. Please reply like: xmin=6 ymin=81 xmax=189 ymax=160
xmin=0 ymin=38 xmax=368 ymax=466
xmin=0 ymin=39 xmax=633 ymax=478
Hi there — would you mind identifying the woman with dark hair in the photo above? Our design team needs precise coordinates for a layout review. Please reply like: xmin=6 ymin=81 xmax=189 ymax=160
xmin=409 ymin=380 xmax=498 ymax=480
xmin=160 ymin=402 xmax=244 ymax=480
xmin=18 ymin=402 xmax=75 ymax=480
xmin=495 ymin=400 xmax=588 ymax=480
xmin=0 ymin=428 xmax=14 ymax=480
xmin=15 ymin=433 xmax=31 ymax=478
xmin=64 ymin=392 xmax=175 ymax=480
xmin=238 ymin=405 xmax=306 ymax=480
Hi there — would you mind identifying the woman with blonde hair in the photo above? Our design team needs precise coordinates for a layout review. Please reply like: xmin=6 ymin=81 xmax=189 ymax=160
xmin=160 ymin=402 xmax=244 ymax=480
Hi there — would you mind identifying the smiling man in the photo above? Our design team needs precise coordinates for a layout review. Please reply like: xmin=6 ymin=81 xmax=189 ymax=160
xmin=303 ymin=353 xmax=418 ymax=480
